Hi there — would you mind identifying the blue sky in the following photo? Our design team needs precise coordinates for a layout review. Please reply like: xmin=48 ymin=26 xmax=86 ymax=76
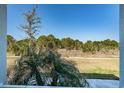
xmin=7 ymin=4 xmax=119 ymax=42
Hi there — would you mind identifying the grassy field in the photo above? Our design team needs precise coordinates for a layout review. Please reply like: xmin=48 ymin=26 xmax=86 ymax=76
xmin=7 ymin=56 xmax=119 ymax=80
xmin=65 ymin=57 xmax=119 ymax=79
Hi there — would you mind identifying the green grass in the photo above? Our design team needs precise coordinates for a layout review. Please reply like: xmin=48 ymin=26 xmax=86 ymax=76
xmin=65 ymin=57 xmax=119 ymax=80
xmin=7 ymin=56 xmax=119 ymax=80
xmin=80 ymin=67 xmax=119 ymax=77
xmin=80 ymin=68 xmax=119 ymax=80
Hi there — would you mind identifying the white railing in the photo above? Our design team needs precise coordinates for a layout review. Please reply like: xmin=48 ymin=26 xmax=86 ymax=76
xmin=0 ymin=4 xmax=7 ymax=85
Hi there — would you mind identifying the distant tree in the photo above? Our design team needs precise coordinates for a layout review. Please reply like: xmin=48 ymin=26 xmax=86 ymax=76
xmin=7 ymin=35 xmax=16 ymax=52
xmin=74 ymin=40 xmax=82 ymax=50
xmin=54 ymin=38 xmax=62 ymax=48
xmin=111 ymin=40 xmax=118 ymax=48
xmin=47 ymin=34 xmax=62 ymax=49
xmin=82 ymin=40 xmax=95 ymax=52
xmin=37 ymin=34 xmax=62 ymax=49
xmin=15 ymin=39 xmax=29 ymax=55
xmin=61 ymin=38 xmax=75 ymax=50
xmin=102 ymin=39 xmax=118 ymax=50
xmin=7 ymin=35 xmax=15 ymax=45
xmin=37 ymin=35 xmax=47 ymax=47
xmin=92 ymin=41 xmax=102 ymax=52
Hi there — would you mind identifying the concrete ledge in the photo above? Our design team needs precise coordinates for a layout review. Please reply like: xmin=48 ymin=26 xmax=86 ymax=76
xmin=0 ymin=79 xmax=119 ymax=88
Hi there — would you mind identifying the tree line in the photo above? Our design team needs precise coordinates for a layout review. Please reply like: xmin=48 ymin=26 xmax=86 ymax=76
xmin=7 ymin=34 xmax=119 ymax=56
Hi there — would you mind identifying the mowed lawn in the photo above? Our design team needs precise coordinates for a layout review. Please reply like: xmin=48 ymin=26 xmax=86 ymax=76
xmin=7 ymin=56 xmax=119 ymax=80
xmin=64 ymin=57 xmax=119 ymax=80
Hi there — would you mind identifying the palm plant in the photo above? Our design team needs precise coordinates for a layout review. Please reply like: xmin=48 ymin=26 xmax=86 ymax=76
xmin=9 ymin=44 xmax=89 ymax=87
xmin=8 ymin=7 xmax=89 ymax=87
xmin=9 ymin=46 xmax=43 ymax=85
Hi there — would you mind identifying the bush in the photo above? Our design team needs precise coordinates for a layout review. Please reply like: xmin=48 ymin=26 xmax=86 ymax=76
xmin=8 ymin=44 xmax=89 ymax=87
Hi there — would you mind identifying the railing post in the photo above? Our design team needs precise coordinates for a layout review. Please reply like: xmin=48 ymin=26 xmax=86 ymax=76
xmin=0 ymin=4 xmax=7 ymax=85
xmin=120 ymin=4 xmax=124 ymax=88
